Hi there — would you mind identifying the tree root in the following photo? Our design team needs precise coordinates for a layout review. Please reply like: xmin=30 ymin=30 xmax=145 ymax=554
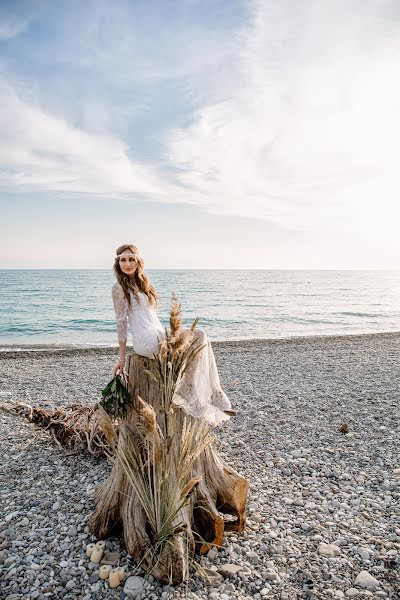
xmin=0 ymin=401 xmax=118 ymax=457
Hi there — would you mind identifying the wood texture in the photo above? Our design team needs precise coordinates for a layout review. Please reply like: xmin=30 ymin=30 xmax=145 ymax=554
xmin=88 ymin=352 xmax=249 ymax=584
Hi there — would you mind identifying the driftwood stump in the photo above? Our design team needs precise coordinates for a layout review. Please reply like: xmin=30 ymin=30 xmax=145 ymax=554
xmin=88 ymin=352 xmax=248 ymax=584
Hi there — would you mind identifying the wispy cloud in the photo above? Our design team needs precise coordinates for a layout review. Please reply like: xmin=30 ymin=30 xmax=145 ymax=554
xmin=167 ymin=0 xmax=400 ymax=234
xmin=0 ymin=0 xmax=240 ymax=203
xmin=1 ymin=0 xmax=399 ymax=243
xmin=0 ymin=15 xmax=32 ymax=40
xmin=0 ymin=0 xmax=37 ymax=40
xmin=0 ymin=79 xmax=181 ymax=201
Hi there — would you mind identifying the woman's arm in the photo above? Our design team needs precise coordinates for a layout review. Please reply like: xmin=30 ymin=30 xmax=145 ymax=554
xmin=118 ymin=339 xmax=127 ymax=365
xmin=112 ymin=284 xmax=129 ymax=375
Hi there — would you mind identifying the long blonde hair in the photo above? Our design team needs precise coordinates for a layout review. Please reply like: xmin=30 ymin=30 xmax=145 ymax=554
xmin=113 ymin=244 xmax=159 ymax=308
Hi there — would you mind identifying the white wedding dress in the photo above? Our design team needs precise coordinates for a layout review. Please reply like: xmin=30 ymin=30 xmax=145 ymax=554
xmin=112 ymin=282 xmax=233 ymax=427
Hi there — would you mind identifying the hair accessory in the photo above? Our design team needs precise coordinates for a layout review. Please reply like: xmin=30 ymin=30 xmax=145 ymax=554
xmin=117 ymin=253 xmax=139 ymax=259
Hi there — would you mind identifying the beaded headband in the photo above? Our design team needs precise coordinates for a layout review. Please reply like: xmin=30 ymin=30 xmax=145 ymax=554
xmin=116 ymin=252 xmax=139 ymax=259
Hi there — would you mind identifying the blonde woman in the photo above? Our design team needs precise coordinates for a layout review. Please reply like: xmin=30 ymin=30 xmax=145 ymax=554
xmin=111 ymin=244 xmax=235 ymax=427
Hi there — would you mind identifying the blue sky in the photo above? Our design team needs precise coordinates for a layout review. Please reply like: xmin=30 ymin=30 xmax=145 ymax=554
xmin=1 ymin=0 xmax=400 ymax=269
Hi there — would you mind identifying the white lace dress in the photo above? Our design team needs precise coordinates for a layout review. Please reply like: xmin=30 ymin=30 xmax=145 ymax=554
xmin=111 ymin=282 xmax=233 ymax=427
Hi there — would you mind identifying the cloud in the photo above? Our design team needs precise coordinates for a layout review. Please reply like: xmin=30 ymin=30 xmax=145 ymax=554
xmin=0 ymin=1 xmax=37 ymax=40
xmin=0 ymin=18 xmax=29 ymax=40
xmin=166 ymin=0 xmax=400 ymax=234
xmin=0 ymin=79 xmax=182 ymax=202
xmin=0 ymin=0 xmax=240 ymax=204
xmin=15 ymin=0 xmax=239 ymax=87
xmin=1 ymin=0 xmax=400 ymax=244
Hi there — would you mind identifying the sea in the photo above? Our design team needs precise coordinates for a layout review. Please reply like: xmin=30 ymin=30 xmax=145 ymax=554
xmin=1 ymin=269 xmax=400 ymax=349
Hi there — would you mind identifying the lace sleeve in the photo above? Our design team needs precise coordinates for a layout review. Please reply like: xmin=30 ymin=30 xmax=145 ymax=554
xmin=111 ymin=284 xmax=128 ymax=342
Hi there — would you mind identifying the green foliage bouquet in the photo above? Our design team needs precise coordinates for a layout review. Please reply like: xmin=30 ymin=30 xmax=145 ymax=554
xmin=99 ymin=374 xmax=131 ymax=419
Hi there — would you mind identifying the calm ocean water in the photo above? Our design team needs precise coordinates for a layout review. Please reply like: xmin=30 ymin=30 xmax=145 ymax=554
xmin=1 ymin=270 xmax=400 ymax=348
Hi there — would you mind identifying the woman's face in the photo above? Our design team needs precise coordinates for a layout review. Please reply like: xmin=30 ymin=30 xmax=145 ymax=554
xmin=118 ymin=250 xmax=139 ymax=276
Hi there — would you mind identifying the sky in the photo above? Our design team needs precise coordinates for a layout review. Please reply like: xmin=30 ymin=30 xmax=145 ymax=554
xmin=1 ymin=0 xmax=400 ymax=269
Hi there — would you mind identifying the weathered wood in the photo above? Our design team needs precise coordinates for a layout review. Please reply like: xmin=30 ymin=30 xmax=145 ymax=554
xmin=88 ymin=351 xmax=249 ymax=584
xmin=0 ymin=401 xmax=115 ymax=457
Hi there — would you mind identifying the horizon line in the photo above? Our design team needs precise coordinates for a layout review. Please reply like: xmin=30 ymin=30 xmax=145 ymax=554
xmin=0 ymin=267 xmax=399 ymax=272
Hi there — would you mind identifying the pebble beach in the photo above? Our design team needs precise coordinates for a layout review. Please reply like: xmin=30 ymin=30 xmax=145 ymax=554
xmin=0 ymin=332 xmax=399 ymax=600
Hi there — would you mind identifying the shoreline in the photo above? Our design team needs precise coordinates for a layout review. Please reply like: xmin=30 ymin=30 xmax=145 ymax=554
xmin=0 ymin=329 xmax=399 ymax=359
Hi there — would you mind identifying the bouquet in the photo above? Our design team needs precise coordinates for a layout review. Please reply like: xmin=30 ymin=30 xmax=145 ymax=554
xmin=99 ymin=373 xmax=131 ymax=419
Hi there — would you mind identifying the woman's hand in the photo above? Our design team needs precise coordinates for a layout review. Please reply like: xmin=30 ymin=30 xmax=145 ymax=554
xmin=113 ymin=359 xmax=125 ymax=377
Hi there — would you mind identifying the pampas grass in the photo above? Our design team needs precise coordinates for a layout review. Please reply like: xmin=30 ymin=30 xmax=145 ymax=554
xmin=170 ymin=292 xmax=182 ymax=338
xmin=96 ymin=406 xmax=119 ymax=452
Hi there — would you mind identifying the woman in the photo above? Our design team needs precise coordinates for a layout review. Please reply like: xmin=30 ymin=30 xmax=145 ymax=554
xmin=111 ymin=243 xmax=235 ymax=427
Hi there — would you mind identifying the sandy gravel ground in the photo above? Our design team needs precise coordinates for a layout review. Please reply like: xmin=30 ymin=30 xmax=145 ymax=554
xmin=0 ymin=332 xmax=399 ymax=599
